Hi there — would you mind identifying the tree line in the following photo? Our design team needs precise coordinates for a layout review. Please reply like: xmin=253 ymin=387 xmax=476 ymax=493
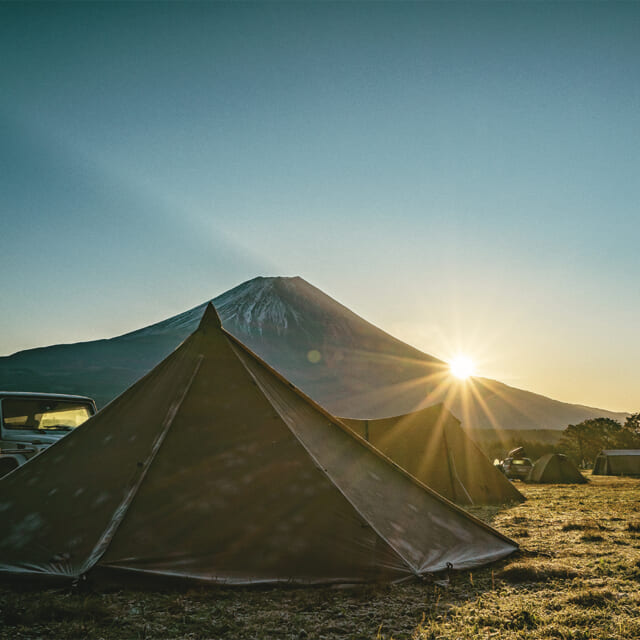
xmin=474 ymin=414 xmax=640 ymax=467
xmin=559 ymin=413 xmax=640 ymax=467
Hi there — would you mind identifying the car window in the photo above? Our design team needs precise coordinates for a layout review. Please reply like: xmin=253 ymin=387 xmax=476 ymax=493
xmin=2 ymin=399 xmax=93 ymax=431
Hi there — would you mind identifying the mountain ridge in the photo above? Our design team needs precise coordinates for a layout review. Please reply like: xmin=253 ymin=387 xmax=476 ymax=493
xmin=0 ymin=276 xmax=628 ymax=429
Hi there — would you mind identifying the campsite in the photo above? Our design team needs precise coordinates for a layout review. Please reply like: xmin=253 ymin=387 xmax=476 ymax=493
xmin=1 ymin=304 xmax=639 ymax=638
xmin=2 ymin=2 xmax=639 ymax=639
xmin=2 ymin=305 xmax=638 ymax=640
xmin=2 ymin=473 xmax=640 ymax=639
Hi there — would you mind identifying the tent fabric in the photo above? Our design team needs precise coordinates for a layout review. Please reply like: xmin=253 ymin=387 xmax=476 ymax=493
xmin=593 ymin=450 xmax=640 ymax=476
xmin=0 ymin=305 xmax=517 ymax=585
xmin=526 ymin=453 xmax=587 ymax=484
xmin=341 ymin=407 xmax=524 ymax=505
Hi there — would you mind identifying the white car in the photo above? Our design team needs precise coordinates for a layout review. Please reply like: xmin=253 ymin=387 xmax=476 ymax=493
xmin=0 ymin=391 xmax=97 ymax=477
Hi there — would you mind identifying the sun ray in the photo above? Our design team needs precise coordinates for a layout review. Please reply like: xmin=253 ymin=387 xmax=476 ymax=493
xmin=465 ymin=378 xmax=504 ymax=433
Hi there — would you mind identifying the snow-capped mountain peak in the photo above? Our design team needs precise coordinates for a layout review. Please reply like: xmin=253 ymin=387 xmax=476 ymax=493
xmin=214 ymin=277 xmax=303 ymax=336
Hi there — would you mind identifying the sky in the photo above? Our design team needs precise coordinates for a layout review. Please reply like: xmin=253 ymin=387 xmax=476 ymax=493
xmin=1 ymin=2 xmax=638 ymax=413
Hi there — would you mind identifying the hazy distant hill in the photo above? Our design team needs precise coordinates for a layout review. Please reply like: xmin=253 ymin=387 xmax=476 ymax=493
xmin=0 ymin=276 xmax=627 ymax=429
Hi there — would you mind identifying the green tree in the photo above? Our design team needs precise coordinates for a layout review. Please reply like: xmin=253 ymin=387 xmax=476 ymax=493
xmin=559 ymin=418 xmax=640 ymax=466
xmin=624 ymin=412 xmax=640 ymax=436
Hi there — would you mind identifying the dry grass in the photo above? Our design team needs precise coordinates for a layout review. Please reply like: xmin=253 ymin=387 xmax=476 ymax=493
xmin=497 ymin=561 xmax=580 ymax=583
xmin=2 ymin=474 xmax=640 ymax=639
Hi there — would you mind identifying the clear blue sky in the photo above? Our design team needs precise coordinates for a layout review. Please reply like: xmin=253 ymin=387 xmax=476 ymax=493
xmin=1 ymin=2 xmax=638 ymax=412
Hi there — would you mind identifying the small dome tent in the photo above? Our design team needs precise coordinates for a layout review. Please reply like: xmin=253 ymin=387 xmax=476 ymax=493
xmin=527 ymin=453 xmax=587 ymax=484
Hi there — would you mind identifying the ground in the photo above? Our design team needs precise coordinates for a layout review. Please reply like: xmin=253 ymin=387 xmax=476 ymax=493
xmin=1 ymin=474 xmax=640 ymax=639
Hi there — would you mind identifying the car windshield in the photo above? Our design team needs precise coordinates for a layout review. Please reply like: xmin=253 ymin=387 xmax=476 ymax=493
xmin=2 ymin=398 xmax=93 ymax=432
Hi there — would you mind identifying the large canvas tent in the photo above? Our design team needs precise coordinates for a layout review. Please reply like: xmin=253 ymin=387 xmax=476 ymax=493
xmin=526 ymin=453 xmax=587 ymax=484
xmin=341 ymin=407 xmax=524 ymax=505
xmin=593 ymin=450 xmax=640 ymax=476
xmin=0 ymin=305 xmax=516 ymax=586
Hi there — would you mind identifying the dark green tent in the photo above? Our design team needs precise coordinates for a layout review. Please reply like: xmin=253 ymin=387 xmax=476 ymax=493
xmin=527 ymin=453 xmax=587 ymax=484
xmin=0 ymin=305 xmax=517 ymax=586
xmin=593 ymin=450 xmax=640 ymax=476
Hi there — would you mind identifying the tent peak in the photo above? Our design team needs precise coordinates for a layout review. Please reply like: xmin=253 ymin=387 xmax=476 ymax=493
xmin=198 ymin=302 xmax=222 ymax=331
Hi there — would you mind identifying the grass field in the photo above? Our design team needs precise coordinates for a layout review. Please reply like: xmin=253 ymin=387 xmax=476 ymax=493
xmin=2 ymin=473 xmax=640 ymax=639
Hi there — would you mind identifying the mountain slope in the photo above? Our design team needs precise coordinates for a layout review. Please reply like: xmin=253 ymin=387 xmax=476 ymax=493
xmin=0 ymin=276 xmax=627 ymax=429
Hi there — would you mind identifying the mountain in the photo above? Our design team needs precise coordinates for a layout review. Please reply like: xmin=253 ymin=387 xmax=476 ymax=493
xmin=0 ymin=276 xmax=628 ymax=429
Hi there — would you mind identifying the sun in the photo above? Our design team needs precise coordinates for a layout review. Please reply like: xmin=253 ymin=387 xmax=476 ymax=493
xmin=450 ymin=355 xmax=475 ymax=380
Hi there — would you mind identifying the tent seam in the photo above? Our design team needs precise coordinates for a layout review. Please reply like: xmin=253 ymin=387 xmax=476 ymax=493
xmin=234 ymin=349 xmax=422 ymax=578
xmin=224 ymin=330 xmax=518 ymax=547
xmin=78 ymin=355 xmax=204 ymax=577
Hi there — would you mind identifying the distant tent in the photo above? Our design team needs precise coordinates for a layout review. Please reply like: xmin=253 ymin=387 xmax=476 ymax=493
xmin=527 ymin=453 xmax=587 ymax=484
xmin=341 ymin=407 xmax=524 ymax=505
xmin=593 ymin=450 xmax=640 ymax=476
xmin=0 ymin=305 xmax=517 ymax=586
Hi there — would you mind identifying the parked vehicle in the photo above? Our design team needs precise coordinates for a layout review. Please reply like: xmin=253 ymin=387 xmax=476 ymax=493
xmin=499 ymin=456 xmax=533 ymax=480
xmin=495 ymin=446 xmax=533 ymax=480
xmin=0 ymin=392 xmax=96 ymax=478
